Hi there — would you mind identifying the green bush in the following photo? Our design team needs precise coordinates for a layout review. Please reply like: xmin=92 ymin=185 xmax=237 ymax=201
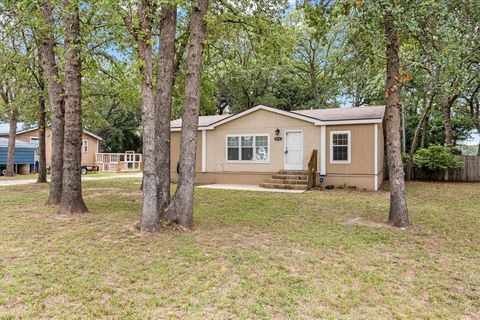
xmin=413 ymin=145 xmax=463 ymax=172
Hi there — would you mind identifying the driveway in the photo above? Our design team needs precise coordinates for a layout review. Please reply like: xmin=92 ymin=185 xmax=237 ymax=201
xmin=0 ymin=173 xmax=143 ymax=187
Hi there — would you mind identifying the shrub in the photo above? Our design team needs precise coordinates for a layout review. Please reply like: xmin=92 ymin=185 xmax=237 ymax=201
xmin=413 ymin=145 xmax=462 ymax=172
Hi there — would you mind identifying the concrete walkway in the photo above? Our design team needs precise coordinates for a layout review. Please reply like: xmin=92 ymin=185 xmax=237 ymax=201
xmin=0 ymin=173 xmax=143 ymax=187
xmin=197 ymin=184 xmax=305 ymax=193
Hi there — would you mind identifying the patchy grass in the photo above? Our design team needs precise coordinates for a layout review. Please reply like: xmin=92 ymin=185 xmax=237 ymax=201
xmin=0 ymin=171 xmax=141 ymax=181
xmin=0 ymin=180 xmax=479 ymax=319
xmin=0 ymin=173 xmax=41 ymax=181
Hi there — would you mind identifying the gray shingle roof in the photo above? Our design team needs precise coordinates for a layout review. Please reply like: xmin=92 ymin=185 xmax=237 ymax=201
xmin=170 ymin=105 xmax=385 ymax=129
xmin=0 ymin=123 xmax=103 ymax=141
xmin=293 ymin=105 xmax=385 ymax=121
xmin=0 ymin=137 xmax=37 ymax=149
xmin=170 ymin=114 xmax=231 ymax=128
xmin=0 ymin=122 xmax=30 ymax=136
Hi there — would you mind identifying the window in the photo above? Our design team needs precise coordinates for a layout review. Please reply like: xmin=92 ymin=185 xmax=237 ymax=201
xmin=330 ymin=131 xmax=351 ymax=164
xmin=226 ymin=134 xmax=269 ymax=162
xmin=83 ymin=140 xmax=88 ymax=153
xmin=30 ymin=137 xmax=39 ymax=147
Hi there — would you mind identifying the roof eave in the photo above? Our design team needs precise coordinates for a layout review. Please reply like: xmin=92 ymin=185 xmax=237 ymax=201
xmin=16 ymin=126 xmax=103 ymax=141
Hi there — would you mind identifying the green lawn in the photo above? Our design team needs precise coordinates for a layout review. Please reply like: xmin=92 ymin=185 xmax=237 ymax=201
xmin=0 ymin=171 xmax=141 ymax=181
xmin=0 ymin=180 xmax=478 ymax=319
xmin=0 ymin=173 xmax=41 ymax=181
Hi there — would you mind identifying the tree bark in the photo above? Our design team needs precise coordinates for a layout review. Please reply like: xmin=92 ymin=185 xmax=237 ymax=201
xmin=37 ymin=93 xmax=48 ymax=183
xmin=442 ymin=95 xmax=454 ymax=146
xmin=383 ymin=12 xmax=409 ymax=228
xmin=420 ymin=113 xmax=427 ymax=148
xmin=38 ymin=2 xmax=65 ymax=205
xmin=309 ymin=61 xmax=318 ymax=108
xmin=137 ymin=0 xmax=161 ymax=231
xmin=5 ymin=107 xmax=18 ymax=177
xmin=406 ymin=92 xmax=434 ymax=180
xmin=156 ymin=6 xmax=177 ymax=215
xmin=165 ymin=0 xmax=209 ymax=229
xmin=59 ymin=0 xmax=88 ymax=214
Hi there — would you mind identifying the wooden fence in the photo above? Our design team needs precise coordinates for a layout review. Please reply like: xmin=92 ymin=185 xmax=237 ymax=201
xmin=413 ymin=156 xmax=480 ymax=182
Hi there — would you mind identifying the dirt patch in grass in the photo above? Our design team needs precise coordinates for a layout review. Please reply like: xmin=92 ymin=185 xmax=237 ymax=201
xmin=346 ymin=216 xmax=395 ymax=229
xmin=83 ymin=189 xmax=141 ymax=200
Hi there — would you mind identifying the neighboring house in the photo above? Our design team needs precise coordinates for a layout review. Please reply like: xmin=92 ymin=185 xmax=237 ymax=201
xmin=0 ymin=123 xmax=102 ymax=169
xmin=0 ymin=138 xmax=37 ymax=175
xmin=170 ymin=105 xmax=385 ymax=191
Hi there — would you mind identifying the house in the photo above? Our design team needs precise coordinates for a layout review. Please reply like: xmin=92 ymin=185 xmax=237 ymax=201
xmin=0 ymin=138 xmax=37 ymax=175
xmin=0 ymin=123 xmax=103 ymax=170
xmin=170 ymin=105 xmax=385 ymax=191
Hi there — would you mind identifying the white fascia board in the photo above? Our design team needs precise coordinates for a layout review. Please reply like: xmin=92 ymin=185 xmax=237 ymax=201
xmin=315 ymin=118 xmax=383 ymax=126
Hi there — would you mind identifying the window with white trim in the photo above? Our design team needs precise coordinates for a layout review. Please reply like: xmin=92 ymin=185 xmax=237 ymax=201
xmin=330 ymin=131 xmax=351 ymax=163
xmin=30 ymin=137 xmax=39 ymax=147
xmin=83 ymin=140 xmax=88 ymax=153
xmin=227 ymin=134 xmax=269 ymax=162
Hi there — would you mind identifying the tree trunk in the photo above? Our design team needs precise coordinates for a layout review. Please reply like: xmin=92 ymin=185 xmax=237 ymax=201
xmin=137 ymin=0 xmax=160 ymax=231
xmin=309 ymin=61 xmax=318 ymax=108
xmin=442 ymin=96 xmax=453 ymax=146
xmin=37 ymin=93 xmax=48 ymax=183
xmin=383 ymin=12 xmax=409 ymax=228
xmin=38 ymin=2 xmax=65 ymax=205
xmin=477 ymin=122 xmax=480 ymax=156
xmin=406 ymin=92 xmax=434 ymax=181
xmin=420 ymin=116 xmax=427 ymax=148
xmin=59 ymin=1 xmax=88 ymax=214
xmin=156 ymin=6 xmax=177 ymax=215
xmin=166 ymin=0 xmax=209 ymax=229
xmin=5 ymin=107 xmax=18 ymax=177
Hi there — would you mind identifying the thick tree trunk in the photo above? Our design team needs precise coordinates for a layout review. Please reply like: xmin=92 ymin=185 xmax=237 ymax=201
xmin=5 ymin=107 xmax=18 ymax=177
xmin=137 ymin=0 xmax=160 ymax=231
xmin=166 ymin=0 xmax=209 ymax=229
xmin=384 ymin=12 xmax=409 ymax=228
xmin=38 ymin=2 xmax=65 ymax=205
xmin=59 ymin=1 xmax=88 ymax=214
xmin=156 ymin=6 xmax=177 ymax=215
xmin=37 ymin=93 xmax=48 ymax=183
xmin=406 ymin=92 xmax=434 ymax=180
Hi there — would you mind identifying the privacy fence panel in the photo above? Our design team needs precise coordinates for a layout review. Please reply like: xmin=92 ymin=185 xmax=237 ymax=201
xmin=413 ymin=156 xmax=480 ymax=182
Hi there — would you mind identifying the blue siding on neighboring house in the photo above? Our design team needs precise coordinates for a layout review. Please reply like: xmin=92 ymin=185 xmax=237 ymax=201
xmin=0 ymin=147 xmax=36 ymax=165
xmin=0 ymin=138 xmax=37 ymax=165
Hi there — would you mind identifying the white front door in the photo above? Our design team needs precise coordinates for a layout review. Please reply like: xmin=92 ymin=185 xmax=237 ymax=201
xmin=284 ymin=131 xmax=303 ymax=170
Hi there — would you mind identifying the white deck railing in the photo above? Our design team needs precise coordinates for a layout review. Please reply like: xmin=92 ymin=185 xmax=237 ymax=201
xmin=96 ymin=151 xmax=142 ymax=172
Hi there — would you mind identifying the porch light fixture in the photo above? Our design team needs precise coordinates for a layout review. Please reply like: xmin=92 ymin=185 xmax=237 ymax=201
xmin=275 ymin=128 xmax=280 ymax=136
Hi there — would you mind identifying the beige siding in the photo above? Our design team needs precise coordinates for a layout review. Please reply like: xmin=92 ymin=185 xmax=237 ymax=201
xmin=16 ymin=128 xmax=100 ymax=167
xmin=169 ymin=108 xmax=383 ymax=191
xmin=377 ymin=124 xmax=385 ymax=189
xmin=323 ymin=124 xmax=379 ymax=190
xmin=326 ymin=124 xmax=375 ymax=175
xmin=170 ymin=131 xmax=202 ymax=172
xmin=205 ymin=109 xmax=320 ymax=173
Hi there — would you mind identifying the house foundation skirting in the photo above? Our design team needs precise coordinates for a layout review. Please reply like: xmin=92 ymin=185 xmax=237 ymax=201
xmin=323 ymin=172 xmax=383 ymax=191
xmin=171 ymin=171 xmax=384 ymax=191
xmin=171 ymin=171 xmax=273 ymax=186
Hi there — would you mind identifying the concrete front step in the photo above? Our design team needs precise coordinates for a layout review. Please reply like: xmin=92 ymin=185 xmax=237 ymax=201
xmin=265 ymin=178 xmax=308 ymax=185
xmin=260 ymin=183 xmax=307 ymax=190
xmin=272 ymin=174 xmax=308 ymax=180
